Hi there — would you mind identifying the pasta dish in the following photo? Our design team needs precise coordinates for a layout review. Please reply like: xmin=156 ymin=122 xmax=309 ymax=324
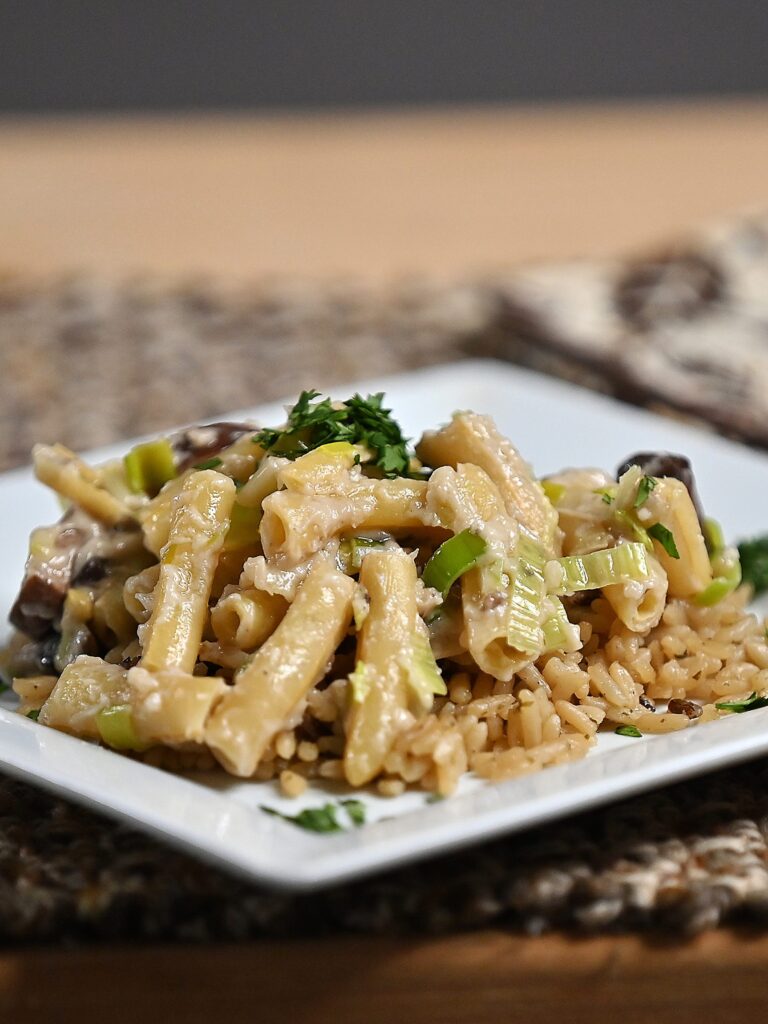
xmin=2 ymin=390 xmax=766 ymax=801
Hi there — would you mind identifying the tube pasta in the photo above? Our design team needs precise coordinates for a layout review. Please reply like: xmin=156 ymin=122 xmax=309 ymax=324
xmin=428 ymin=464 xmax=545 ymax=681
xmin=138 ymin=476 xmax=188 ymax=557
xmin=204 ymin=556 xmax=355 ymax=776
xmin=124 ymin=564 xmax=161 ymax=624
xmin=603 ymin=551 xmax=668 ymax=632
xmin=33 ymin=444 xmax=133 ymax=526
xmin=416 ymin=412 xmax=559 ymax=552
xmin=211 ymin=587 xmax=288 ymax=650
xmin=260 ymin=477 xmax=433 ymax=562
xmin=140 ymin=470 xmax=236 ymax=674
xmin=344 ymin=548 xmax=419 ymax=786
xmin=40 ymin=655 xmax=128 ymax=737
xmin=641 ymin=478 xmax=713 ymax=598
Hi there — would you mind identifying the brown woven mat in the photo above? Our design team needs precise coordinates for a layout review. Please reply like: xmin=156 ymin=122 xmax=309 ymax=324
xmin=3 ymin=215 xmax=768 ymax=943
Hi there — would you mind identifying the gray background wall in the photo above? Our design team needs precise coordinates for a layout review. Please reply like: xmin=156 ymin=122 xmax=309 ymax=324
xmin=1 ymin=1 xmax=767 ymax=113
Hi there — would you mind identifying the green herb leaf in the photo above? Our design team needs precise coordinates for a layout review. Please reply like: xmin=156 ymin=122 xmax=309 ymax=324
xmin=648 ymin=523 xmax=680 ymax=559
xmin=340 ymin=799 xmax=366 ymax=826
xmin=426 ymin=792 xmax=445 ymax=804
xmin=615 ymin=724 xmax=642 ymax=738
xmin=737 ymin=536 xmax=768 ymax=595
xmin=260 ymin=802 xmax=343 ymax=833
xmin=634 ymin=476 xmax=657 ymax=508
xmin=254 ymin=391 xmax=410 ymax=478
xmin=714 ymin=692 xmax=768 ymax=713
xmin=26 ymin=709 xmax=40 ymax=722
xmin=195 ymin=456 xmax=223 ymax=471
xmin=123 ymin=438 xmax=177 ymax=496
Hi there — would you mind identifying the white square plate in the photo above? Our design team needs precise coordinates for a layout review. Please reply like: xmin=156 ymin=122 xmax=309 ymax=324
xmin=2 ymin=359 xmax=768 ymax=890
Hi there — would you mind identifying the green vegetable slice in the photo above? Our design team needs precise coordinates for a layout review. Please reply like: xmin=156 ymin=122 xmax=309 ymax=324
xmin=223 ymin=502 xmax=262 ymax=551
xmin=647 ymin=523 xmax=680 ymax=559
xmin=195 ymin=456 xmax=223 ymax=471
xmin=714 ymin=692 xmax=768 ymax=713
xmin=26 ymin=709 xmax=40 ymax=722
xmin=694 ymin=559 xmax=742 ymax=607
xmin=337 ymin=536 xmax=388 ymax=573
xmin=124 ymin=439 xmax=177 ymax=496
xmin=703 ymin=517 xmax=725 ymax=554
xmin=615 ymin=724 xmax=642 ymax=738
xmin=506 ymin=546 xmax=547 ymax=654
xmin=549 ymin=542 xmax=650 ymax=596
xmin=541 ymin=480 xmax=565 ymax=505
xmin=348 ymin=661 xmax=370 ymax=704
xmin=541 ymin=597 xmax=578 ymax=653
xmin=95 ymin=704 xmax=146 ymax=750
xmin=405 ymin=629 xmax=447 ymax=709
xmin=422 ymin=530 xmax=487 ymax=596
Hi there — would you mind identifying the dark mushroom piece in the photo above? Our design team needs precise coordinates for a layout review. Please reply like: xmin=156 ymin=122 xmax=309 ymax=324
xmin=8 ymin=519 xmax=88 ymax=639
xmin=171 ymin=422 xmax=254 ymax=474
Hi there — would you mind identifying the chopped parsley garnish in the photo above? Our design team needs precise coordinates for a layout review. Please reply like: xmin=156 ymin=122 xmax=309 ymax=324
xmin=261 ymin=798 xmax=368 ymax=833
xmin=195 ymin=456 xmax=223 ymax=471
xmin=737 ymin=536 xmax=768 ymax=594
xmin=254 ymin=390 xmax=411 ymax=478
xmin=261 ymin=802 xmax=342 ymax=833
xmin=426 ymin=792 xmax=446 ymax=803
xmin=648 ymin=523 xmax=680 ymax=559
xmin=26 ymin=709 xmax=40 ymax=722
xmin=615 ymin=724 xmax=642 ymax=738
xmin=340 ymin=798 xmax=366 ymax=826
xmin=714 ymin=692 xmax=768 ymax=714
xmin=634 ymin=475 xmax=657 ymax=508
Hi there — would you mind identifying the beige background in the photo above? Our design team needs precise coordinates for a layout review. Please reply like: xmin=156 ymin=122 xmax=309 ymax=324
xmin=1 ymin=99 xmax=767 ymax=282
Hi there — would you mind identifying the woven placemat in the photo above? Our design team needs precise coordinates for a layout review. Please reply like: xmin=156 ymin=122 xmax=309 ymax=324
xmin=3 ymin=215 xmax=768 ymax=943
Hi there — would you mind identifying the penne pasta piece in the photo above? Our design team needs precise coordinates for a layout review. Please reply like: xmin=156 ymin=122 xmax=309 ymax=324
xmin=278 ymin=442 xmax=360 ymax=494
xmin=260 ymin=477 xmax=433 ymax=562
xmin=603 ymin=551 xmax=668 ymax=632
xmin=416 ymin=412 xmax=559 ymax=553
xmin=428 ymin=464 xmax=549 ymax=680
xmin=211 ymin=586 xmax=288 ymax=650
xmin=235 ymin=455 xmax=287 ymax=510
xmin=40 ymin=655 xmax=225 ymax=746
xmin=205 ymin=556 xmax=355 ymax=776
xmin=124 ymin=564 xmax=161 ymax=624
xmin=640 ymin=478 xmax=712 ymax=598
xmin=126 ymin=666 xmax=226 ymax=744
xmin=33 ymin=443 xmax=133 ymax=526
xmin=40 ymin=655 xmax=128 ymax=737
xmin=140 ymin=470 xmax=236 ymax=674
xmin=138 ymin=475 xmax=188 ymax=557
xmin=344 ymin=547 xmax=419 ymax=786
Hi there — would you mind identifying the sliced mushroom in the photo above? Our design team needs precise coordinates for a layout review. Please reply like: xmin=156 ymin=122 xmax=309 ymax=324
xmin=171 ymin=422 xmax=253 ymax=473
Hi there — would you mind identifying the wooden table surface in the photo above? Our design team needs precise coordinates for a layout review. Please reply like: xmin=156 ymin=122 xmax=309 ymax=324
xmin=2 ymin=99 xmax=768 ymax=1021
xmin=1 ymin=98 xmax=768 ymax=282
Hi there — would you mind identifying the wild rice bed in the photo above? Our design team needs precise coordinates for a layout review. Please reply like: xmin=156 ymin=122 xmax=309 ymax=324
xmin=124 ymin=587 xmax=767 ymax=798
